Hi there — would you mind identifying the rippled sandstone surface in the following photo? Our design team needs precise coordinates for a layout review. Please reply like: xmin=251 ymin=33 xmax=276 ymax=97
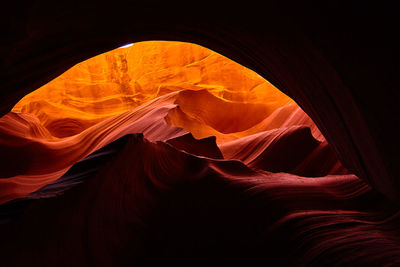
xmin=1 ymin=41 xmax=398 ymax=266
xmin=1 ymin=41 xmax=328 ymax=202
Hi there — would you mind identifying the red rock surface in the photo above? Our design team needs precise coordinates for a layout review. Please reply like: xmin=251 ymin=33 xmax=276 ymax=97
xmin=0 ymin=41 xmax=328 ymax=203
xmin=0 ymin=40 xmax=398 ymax=266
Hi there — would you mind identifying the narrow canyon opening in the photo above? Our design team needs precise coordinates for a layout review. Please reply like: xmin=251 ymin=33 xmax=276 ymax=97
xmin=1 ymin=41 xmax=349 ymax=201
xmin=1 ymin=40 xmax=398 ymax=267
xmin=2 ymin=4 xmax=399 ymax=266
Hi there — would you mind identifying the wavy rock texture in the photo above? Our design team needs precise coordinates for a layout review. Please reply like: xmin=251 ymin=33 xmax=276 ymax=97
xmin=1 ymin=41 xmax=399 ymax=266
xmin=1 ymin=134 xmax=398 ymax=267
xmin=12 ymin=41 xmax=291 ymax=138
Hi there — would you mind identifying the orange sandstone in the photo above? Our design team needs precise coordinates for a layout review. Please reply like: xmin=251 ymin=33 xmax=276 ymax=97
xmin=12 ymin=41 xmax=292 ymax=139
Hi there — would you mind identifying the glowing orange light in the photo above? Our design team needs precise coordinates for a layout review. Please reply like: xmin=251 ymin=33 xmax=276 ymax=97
xmin=12 ymin=41 xmax=293 ymax=140
xmin=0 ymin=41 xmax=325 ymax=203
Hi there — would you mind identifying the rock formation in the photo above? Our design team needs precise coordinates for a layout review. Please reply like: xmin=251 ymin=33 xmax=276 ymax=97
xmin=1 ymin=3 xmax=399 ymax=266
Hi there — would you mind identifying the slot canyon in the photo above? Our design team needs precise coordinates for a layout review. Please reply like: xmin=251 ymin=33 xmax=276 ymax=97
xmin=1 ymin=2 xmax=399 ymax=266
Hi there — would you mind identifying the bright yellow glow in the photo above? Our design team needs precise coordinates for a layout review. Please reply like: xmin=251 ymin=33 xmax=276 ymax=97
xmin=12 ymin=41 xmax=292 ymax=139
xmin=1 ymin=41 xmax=325 ymax=203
